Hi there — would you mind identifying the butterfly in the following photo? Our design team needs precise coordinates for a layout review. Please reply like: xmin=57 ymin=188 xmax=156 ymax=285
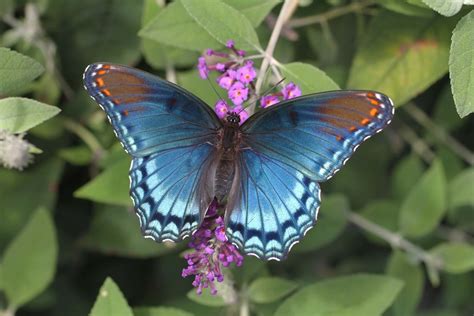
xmin=83 ymin=63 xmax=394 ymax=261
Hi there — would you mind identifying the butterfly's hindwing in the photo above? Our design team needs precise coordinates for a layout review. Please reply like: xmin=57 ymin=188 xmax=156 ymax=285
xmin=226 ymin=149 xmax=321 ymax=260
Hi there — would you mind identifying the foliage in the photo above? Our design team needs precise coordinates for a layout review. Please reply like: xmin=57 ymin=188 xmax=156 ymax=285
xmin=0 ymin=0 xmax=473 ymax=315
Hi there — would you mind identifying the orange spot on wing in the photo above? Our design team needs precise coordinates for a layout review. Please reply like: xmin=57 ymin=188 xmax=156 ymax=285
xmin=101 ymin=89 xmax=111 ymax=96
xmin=361 ymin=118 xmax=370 ymax=125
xmin=102 ymin=65 xmax=111 ymax=70
xmin=349 ymin=126 xmax=357 ymax=132
xmin=370 ymin=108 xmax=378 ymax=116
xmin=96 ymin=78 xmax=105 ymax=87
xmin=367 ymin=92 xmax=375 ymax=98
xmin=97 ymin=70 xmax=107 ymax=75
xmin=369 ymin=99 xmax=379 ymax=106
xmin=123 ymin=110 xmax=129 ymax=116
xmin=336 ymin=135 xmax=343 ymax=141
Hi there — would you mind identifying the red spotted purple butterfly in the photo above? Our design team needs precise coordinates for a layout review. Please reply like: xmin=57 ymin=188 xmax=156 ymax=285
xmin=83 ymin=63 xmax=394 ymax=260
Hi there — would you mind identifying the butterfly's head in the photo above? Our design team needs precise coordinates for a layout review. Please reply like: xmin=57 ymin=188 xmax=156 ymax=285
xmin=226 ymin=112 xmax=241 ymax=126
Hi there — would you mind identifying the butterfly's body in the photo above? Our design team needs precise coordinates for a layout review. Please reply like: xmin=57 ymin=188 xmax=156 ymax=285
xmin=214 ymin=113 xmax=241 ymax=204
xmin=83 ymin=63 xmax=394 ymax=261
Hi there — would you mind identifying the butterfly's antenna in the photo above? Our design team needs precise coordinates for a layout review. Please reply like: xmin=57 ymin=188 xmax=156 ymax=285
xmin=206 ymin=76 xmax=225 ymax=102
xmin=238 ymin=77 xmax=286 ymax=114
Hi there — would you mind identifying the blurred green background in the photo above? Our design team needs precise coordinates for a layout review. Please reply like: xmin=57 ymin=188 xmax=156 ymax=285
xmin=0 ymin=0 xmax=473 ymax=315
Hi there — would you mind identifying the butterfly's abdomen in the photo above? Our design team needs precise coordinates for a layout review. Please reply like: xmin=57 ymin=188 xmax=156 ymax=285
xmin=214 ymin=122 xmax=240 ymax=203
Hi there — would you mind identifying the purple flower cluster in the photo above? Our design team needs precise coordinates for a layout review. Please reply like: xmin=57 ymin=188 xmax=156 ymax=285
xmin=182 ymin=200 xmax=243 ymax=295
xmin=197 ymin=40 xmax=301 ymax=124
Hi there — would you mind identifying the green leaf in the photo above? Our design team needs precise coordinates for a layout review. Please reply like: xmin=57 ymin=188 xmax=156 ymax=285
xmin=80 ymin=206 xmax=176 ymax=258
xmin=360 ymin=200 xmax=399 ymax=245
xmin=294 ymin=194 xmax=348 ymax=252
xmin=376 ymin=0 xmax=434 ymax=17
xmin=223 ymin=0 xmax=281 ymax=27
xmin=133 ymin=307 xmax=193 ymax=316
xmin=421 ymin=0 xmax=463 ymax=16
xmin=248 ymin=277 xmax=298 ymax=304
xmin=448 ymin=168 xmax=474 ymax=209
xmin=279 ymin=62 xmax=340 ymax=94
xmin=449 ymin=10 xmax=474 ymax=118
xmin=0 ymin=48 xmax=44 ymax=94
xmin=0 ymin=159 xmax=63 ymax=251
xmin=181 ymin=0 xmax=261 ymax=51
xmin=141 ymin=0 xmax=198 ymax=69
xmin=187 ymin=288 xmax=228 ymax=307
xmin=2 ymin=209 xmax=58 ymax=308
xmin=0 ymin=97 xmax=61 ymax=133
xmin=274 ymin=274 xmax=403 ymax=316
xmin=391 ymin=153 xmax=425 ymax=201
xmin=74 ymin=157 xmax=131 ymax=206
xmin=386 ymin=251 xmax=424 ymax=316
xmin=89 ymin=277 xmax=133 ymax=316
xmin=431 ymin=242 xmax=474 ymax=273
xmin=59 ymin=146 xmax=92 ymax=166
xmin=399 ymin=159 xmax=447 ymax=238
xmin=348 ymin=12 xmax=453 ymax=106
xmin=139 ymin=1 xmax=221 ymax=51
xmin=139 ymin=0 xmax=268 ymax=51
xmin=177 ymin=70 xmax=220 ymax=106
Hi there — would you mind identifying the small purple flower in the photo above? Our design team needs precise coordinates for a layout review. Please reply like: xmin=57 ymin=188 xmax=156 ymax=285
xmin=197 ymin=57 xmax=209 ymax=79
xmin=236 ymin=62 xmax=256 ymax=84
xmin=215 ymin=63 xmax=226 ymax=72
xmin=215 ymin=100 xmax=229 ymax=119
xmin=226 ymin=40 xmax=235 ymax=48
xmin=282 ymin=82 xmax=302 ymax=100
xmin=237 ymin=50 xmax=246 ymax=57
xmin=182 ymin=200 xmax=243 ymax=295
xmin=228 ymin=82 xmax=249 ymax=105
xmin=260 ymin=95 xmax=280 ymax=108
xmin=217 ymin=74 xmax=234 ymax=90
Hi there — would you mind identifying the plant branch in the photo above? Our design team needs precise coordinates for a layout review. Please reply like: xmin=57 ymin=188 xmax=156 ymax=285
xmin=404 ymin=103 xmax=474 ymax=165
xmin=63 ymin=118 xmax=105 ymax=159
xmin=287 ymin=0 xmax=375 ymax=28
xmin=252 ymin=0 xmax=298 ymax=114
xmin=347 ymin=211 xmax=444 ymax=270
xmin=397 ymin=121 xmax=436 ymax=164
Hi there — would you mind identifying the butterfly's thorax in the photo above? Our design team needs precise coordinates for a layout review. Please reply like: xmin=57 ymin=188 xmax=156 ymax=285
xmin=214 ymin=114 xmax=241 ymax=203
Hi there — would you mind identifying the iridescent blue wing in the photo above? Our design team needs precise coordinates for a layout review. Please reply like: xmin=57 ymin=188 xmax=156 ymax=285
xmin=83 ymin=63 xmax=221 ymax=242
xmin=227 ymin=90 xmax=394 ymax=260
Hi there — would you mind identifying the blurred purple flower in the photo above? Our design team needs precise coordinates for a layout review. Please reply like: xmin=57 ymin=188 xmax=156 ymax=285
xmin=217 ymin=74 xmax=234 ymax=90
xmin=282 ymin=82 xmax=302 ymax=100
xmin=182 ymin=200 xmax=243 ymax=295
xmin=228 ymin=82 xmax=249 ymax=105
xmin=226 ymin=40 xmax=235 ymax=49
xmin=260 ymin=95 xmax=280 ymax=108
xmin=237 ymin=61 xmax=256 ymax=84
xmin=197 ymin=57 xmax=209 ymax=79
xmin=215 ymin=100 xmax=229 ymax=119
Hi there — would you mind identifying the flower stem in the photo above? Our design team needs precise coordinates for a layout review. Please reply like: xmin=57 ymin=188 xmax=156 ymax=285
xmin=253 ymin=0 xmax=298 ymax=114
xmin=239 ymin=297 xmax=249 ymax=316
xmin=287 ymin=0 xmax=375 ymax=28
xmin=397 ymin=121 xmax=436 ymax=164
xmin=347 ymin=211 xmax=444 ymax=270
xmin=63 ymin=118 xmax=105 ymax=159
xmin=404 ymin=103 xmax=474 ymax=166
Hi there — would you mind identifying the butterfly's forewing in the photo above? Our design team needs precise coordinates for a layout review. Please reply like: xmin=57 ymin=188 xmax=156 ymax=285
xmin=226 ymin=91 xmax=394 ymax=260
xmin=83 ymin=63 xmax=222 ymax=242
